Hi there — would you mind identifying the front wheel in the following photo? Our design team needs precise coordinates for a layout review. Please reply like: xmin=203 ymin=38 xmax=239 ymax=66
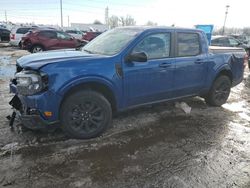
xmin=60 ymin=90 xmax=112 ymax=139
xmin=31 ymin=45 xmax=44 ymax=53
xmin=205 ymin=75 xmax=231 ymax=106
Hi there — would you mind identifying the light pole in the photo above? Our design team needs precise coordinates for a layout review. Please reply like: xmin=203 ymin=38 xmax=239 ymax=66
xmin=60 ymin=0 xmax=63 ymax=28
xmin=222 ymin=5 xmax=230 ymax=35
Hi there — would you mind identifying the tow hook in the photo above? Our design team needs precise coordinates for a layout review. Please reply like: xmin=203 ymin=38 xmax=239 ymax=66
xmin=6 ymin=112 xmax=16 ymax=130
xmin=7 ymin=95 xmax=22 ymax=130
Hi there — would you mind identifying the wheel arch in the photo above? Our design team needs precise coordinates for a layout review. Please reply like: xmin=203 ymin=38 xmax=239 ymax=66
xmin=31 ymin=43 xmax=45 ymax=52
xmin=215 ymin=69 xmax=233 ymax=83
xmin=59 ymin=80 xmax=118 ymax=112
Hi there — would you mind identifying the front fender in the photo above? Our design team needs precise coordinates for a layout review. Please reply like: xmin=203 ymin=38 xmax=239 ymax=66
xmin=57 ymin=75 xmax=117 ymax=97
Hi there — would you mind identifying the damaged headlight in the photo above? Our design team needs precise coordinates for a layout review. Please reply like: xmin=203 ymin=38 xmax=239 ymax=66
xmin=15 ymin=70 xmax=48 ymax=96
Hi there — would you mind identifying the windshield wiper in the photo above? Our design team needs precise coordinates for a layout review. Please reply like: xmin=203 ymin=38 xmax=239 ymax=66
xmin=83 ymin=49 xmax=94 ymax=54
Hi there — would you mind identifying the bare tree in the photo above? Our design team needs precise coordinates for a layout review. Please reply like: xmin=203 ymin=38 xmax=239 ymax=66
xmin=243 ymin=27 xmax=250 ymax=35
xmin=108 ymin=15 xmax=136 ymax=28
xmin=146 ymin=21 xmax=157 ymax=26
xmin=119 ymin=15 xmax=136 ymax=26
xmin=109 ymin=15 xmax=119 ymax=29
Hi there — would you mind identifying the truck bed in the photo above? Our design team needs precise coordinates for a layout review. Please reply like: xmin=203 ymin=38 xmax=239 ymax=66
xmin=209 ymin=46 xmax=246 ymax=54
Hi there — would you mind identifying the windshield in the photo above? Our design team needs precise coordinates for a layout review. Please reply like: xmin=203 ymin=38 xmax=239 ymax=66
xmin=82 ymin=28 xmax=142 ymax=55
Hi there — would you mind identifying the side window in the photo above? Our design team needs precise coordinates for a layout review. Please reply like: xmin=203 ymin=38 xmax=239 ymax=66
xmin=57 ymin=32 xmax=72 ymax=40
xmin=211 ymin=39 xmax=220 ymax=46
xmin=177 ymin=33 xmax=200 ymax=57
xmin=229 ymin=38 xmax=239 ymax=46
xmin=218 ymin=38 xmax=229 ymax=46
xmin=39 ymin=31 xmax=56 ymax=39
xmin=16 ymin=28 xmax=31 ymax=34
xmin=132 ymin=33 xmax=171 ymax=60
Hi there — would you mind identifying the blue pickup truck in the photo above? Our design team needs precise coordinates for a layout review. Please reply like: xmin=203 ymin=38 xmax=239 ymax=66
xmin=9 ymin=27 xmax=247 ymax=139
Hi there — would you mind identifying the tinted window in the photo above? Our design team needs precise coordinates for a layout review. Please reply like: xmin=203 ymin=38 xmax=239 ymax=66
xmin=177 ymin=33 xmax=200 ymax=57
xmin=39 ymin=31 xmax=56 ymax=38
xmin=0 ymin=29 xmax=10 ymax=33
xmin=66 ymin=30 xmax=76 ymax=34
xmin=211 ymin=38 xmax=229 ymax=46
xmin=229 ymin=38 xmax=239 ymax=46
xmin=16 ymin=27 xmax=32 ymax=34
xmin=133 ymin=33 xmax=171 ymax=59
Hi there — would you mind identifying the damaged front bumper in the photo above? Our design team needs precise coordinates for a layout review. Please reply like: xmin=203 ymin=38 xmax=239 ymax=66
xmin=9 ymin=82 xmax=59 ymax=130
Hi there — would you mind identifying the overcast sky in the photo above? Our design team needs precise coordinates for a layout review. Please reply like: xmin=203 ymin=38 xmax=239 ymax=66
xmin=0 ymin=0 xmax=249 ymax=28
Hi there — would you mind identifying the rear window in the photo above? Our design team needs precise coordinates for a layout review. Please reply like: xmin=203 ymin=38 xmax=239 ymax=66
xmin=16 ymin=28 xmax=32 ymax=34
xmin=177 ymin=33 xmax=200 ymax=57
xmin=66 ymin=30 xmax=76 ymax=34
xmin=0 ymin=29 xmax=10 ymax=33
xmin=39 ymin=31 xmax=57 ymax=38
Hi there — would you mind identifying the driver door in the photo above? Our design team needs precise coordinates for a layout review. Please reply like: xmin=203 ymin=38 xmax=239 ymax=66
xmin=123 ymin=32 xmax=175 ymax=107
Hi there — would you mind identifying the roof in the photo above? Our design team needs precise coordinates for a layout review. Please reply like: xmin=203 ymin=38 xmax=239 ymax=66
xmin=113 ymin=26 xmax=202 ymax=33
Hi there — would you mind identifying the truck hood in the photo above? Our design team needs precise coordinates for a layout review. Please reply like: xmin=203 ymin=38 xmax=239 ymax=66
xmin=17 ymin=49 xmax=107 ymax=70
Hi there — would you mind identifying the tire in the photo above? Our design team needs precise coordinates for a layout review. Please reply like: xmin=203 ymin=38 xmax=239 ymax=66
xmin=60 ymin=90 xmax=112 ymax=139
xmin=205 ymin=75 xmax=231 ymax=106
xmin=18 ymin=42 xmax=22 ymax=49
xmin=31 ymin=45 xmax=44 ymax=53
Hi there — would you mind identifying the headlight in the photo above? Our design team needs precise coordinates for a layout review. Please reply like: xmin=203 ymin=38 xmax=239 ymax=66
xmin=15 ymin=70 xmax=48 ymax=96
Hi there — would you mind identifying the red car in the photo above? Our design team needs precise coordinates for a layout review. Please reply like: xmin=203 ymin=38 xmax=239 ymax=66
xmin=82 ymin=31 xmax=102 ymax=42
xmin=21 ymin=29 xmax=82 ymax=53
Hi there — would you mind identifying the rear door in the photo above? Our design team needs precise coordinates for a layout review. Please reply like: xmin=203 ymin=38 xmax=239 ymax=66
xmin=37 ymin=31 xmax=59 ymax=50
xmin=56 ymin=31 xmax=77 ymax=49
xmin=173 ymin=32 xmax=207 ymax=97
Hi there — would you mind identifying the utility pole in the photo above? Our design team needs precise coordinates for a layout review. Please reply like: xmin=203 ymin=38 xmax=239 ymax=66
xmin=68 ymin=15 xmax=69 ymax=27
xmin=105 ymin=6 xmax=109 ymax=29
xmin=60 ymin=0 xmax=63 ymax=28
xmin=222 ymin=5 xmax=230 ymax=35
xmin=5 ymin=10 xmax=7 ymax=23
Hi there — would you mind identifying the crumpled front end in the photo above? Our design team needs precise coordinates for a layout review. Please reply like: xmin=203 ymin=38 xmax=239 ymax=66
xmin=8 ymin=66 xmax=61 ymax=130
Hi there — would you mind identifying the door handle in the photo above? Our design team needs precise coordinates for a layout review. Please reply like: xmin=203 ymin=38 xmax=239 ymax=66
xmin=159 ymin=63 xmax=171 ymax=68
xmin=194 ymin=59 xmax=204 ymax=64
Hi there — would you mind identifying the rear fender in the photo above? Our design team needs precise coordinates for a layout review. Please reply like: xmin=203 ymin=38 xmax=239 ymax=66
xmin=208 ymin=64 xmax=232 ymax=89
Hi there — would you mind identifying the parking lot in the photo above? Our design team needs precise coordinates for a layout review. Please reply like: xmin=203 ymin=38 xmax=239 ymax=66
xmin=0 ymin=44 xmax=250 ymax=187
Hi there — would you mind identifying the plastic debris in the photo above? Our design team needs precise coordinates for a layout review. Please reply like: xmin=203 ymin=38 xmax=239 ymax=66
xmin=175 ymin=102 xmax=192 ymax=114
xmin=1 ymin=142 xmax=18 ymax=151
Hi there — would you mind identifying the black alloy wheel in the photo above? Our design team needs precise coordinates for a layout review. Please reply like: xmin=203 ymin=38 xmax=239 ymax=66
xmin=60 ymin=90 xmax=112 ymax=139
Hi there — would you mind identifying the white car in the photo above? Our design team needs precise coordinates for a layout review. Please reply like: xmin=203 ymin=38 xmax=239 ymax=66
xmin=65 ymin=30 xmax=83 ymax=40
xmin=9 ymin=26 xmax=35 ymax=47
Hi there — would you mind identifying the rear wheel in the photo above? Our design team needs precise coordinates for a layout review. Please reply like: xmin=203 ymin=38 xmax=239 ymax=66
xmin=31 ymin=45 xmax=44 ymax=53
xmin=60 ymin=90 xmax=112 ymax=139
xmin=205 ymin=75 xmax=231 ymax=106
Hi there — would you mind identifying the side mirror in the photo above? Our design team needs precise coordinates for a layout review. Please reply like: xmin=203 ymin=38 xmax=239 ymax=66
xmin=127 ymin=52 xmax=147 ymax=63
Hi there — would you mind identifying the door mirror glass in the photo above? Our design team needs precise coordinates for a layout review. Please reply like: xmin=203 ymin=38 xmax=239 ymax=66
xmin=128 ymin=52 xmax=147 ymax=62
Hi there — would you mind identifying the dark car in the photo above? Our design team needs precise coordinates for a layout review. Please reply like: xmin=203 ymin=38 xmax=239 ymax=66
xmin=82 ymin=31 xmax=102 ymax=42
xmin=211 ymin=36 xmax=249 ymax=49
xmin=21 ymin=29 xmax=82 ymax=53
xmin=211 ymin=35 xmax=250 ymax=59
xmin=0 ymin=28 xmax=10 ymax=42
xmin=229 ymin=34 xmax=249 ymax=44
